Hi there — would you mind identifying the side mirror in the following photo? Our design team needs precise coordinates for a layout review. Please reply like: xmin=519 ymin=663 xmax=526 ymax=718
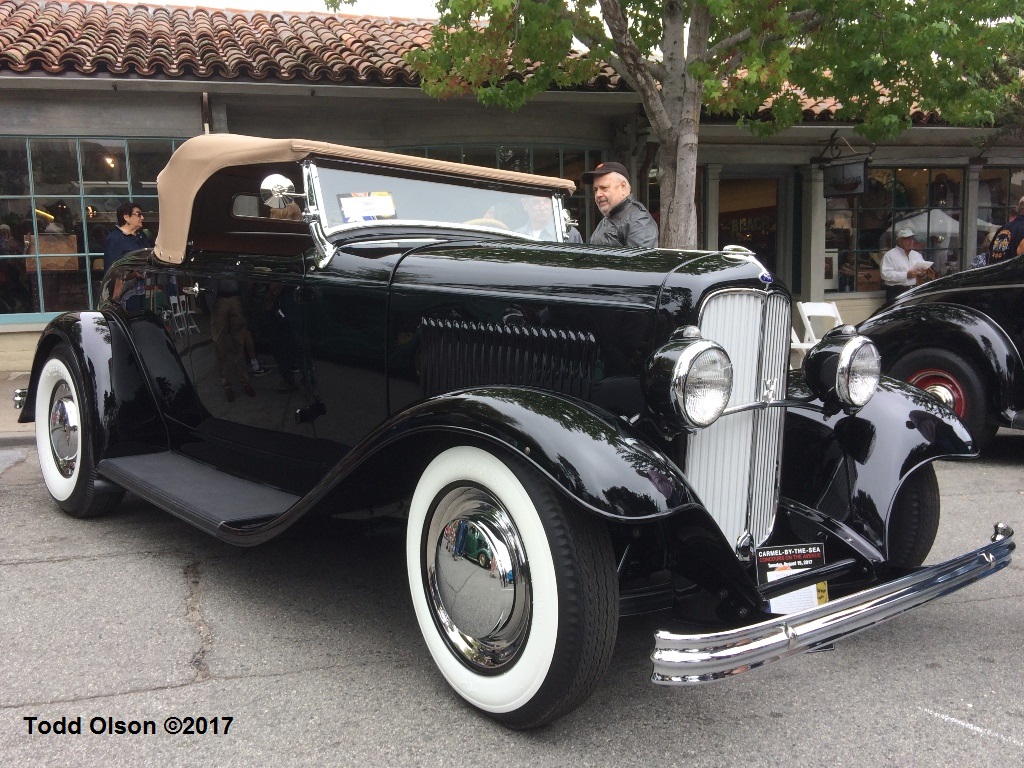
xmin=260 ymin=174 xmax=306 ymax=209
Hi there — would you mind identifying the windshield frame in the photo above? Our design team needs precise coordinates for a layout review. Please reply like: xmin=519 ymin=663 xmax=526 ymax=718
xmin=308 ymin=159 xmax=569 ymax=243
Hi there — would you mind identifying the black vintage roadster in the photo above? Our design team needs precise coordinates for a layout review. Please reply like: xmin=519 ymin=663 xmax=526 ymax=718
xmin=860 ymin=254 xmax=1024 ymax=451
xmin=14 ymin=134 xmax=1014 ymax=729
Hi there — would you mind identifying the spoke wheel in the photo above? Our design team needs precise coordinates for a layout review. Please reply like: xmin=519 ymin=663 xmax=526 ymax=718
xmin=407 ymin=445 xmax=617 ymax=729
xmin=34 ymin=345 xmax=124 ymax=518
xmin=904 ymin=369 xmax=967 ymax=417
xmin=890 ymin=348 xmax=997 ymax=450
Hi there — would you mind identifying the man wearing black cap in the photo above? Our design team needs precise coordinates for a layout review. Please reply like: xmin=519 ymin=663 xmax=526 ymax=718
xmin=581 ymin=162 xmax=659 ymax=248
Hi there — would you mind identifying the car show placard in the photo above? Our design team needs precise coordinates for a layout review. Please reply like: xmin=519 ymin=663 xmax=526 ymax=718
xmin=756 ymin=543 xmax=828 ymax=614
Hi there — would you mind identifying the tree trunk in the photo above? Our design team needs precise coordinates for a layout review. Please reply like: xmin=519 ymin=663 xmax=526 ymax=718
xmin=658 ymin=80 xmax=702 ymax=250
xmin=646 ymin=2 xmax=707 ymax=250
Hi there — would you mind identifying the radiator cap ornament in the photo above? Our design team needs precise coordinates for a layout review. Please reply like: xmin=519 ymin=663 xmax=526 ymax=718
xmin=721 ymin=245 xmax=772 ymax=284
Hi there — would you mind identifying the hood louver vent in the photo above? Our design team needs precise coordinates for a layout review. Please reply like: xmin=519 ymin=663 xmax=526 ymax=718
xmin=419 ymin=318 xmax=599 ymax=398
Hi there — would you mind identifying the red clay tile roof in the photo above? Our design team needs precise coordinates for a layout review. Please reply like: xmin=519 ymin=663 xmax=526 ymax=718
xmin=0 ymin=0 xmax=625 ymax=89
xmin=0 ymin=0 xmax=937 ymax=123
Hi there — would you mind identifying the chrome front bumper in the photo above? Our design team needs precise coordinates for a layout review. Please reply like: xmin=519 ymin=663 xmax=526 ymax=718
xmin=13 ymin=387 xmax=27 ymax=410
xmin=652 ymin=523 xmax=1014 ymax=684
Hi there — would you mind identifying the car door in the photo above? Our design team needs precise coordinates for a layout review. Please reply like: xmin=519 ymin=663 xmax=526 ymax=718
xmin=302 ymin=240 xmax=406 ymax=452
xmin=174 ymin=248 xmax=327 ymax=494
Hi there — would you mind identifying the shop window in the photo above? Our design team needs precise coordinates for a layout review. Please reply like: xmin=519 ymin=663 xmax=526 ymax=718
xmin=30 ymin=139 xmax=81 ymax=196
xmin=1 ymin=199 xmax=33 ymax=314
xmin=827 ymin=166 xmax=965 ymax=294
xmin=463 ymin=147 xmax=497 ymax=169
xmin=719 ymin=178 xmax=778 ymax=274
xmin=80 ymin=139 xmax=128 ymax=195
xmin=128 ymin=140 xmax=175 ymax=197
xmin=561 ymin=150 xmax=593 ymax=237
xmin=425 ymin=147 xmax=462 ymax=163
xmin=2 ymin=136 xmax=179 ymax=315
xmin=498 ymin=146 xmax=531 ymax=173
xmin=0 ymin=139 xmax=30 ymax=196
xmin=977 ymin=168 xmax=1024 ymax=257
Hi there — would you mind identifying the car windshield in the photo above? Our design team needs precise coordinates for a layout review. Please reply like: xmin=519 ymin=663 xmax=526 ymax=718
xmin=312 ymin=163 xmax=563 ymax=241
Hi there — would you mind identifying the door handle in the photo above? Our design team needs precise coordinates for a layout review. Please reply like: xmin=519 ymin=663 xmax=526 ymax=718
xmin=181 ymin=282 xmax=203 ymax=296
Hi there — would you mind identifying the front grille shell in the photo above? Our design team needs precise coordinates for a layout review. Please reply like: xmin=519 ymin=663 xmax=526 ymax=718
xmin=684 ymin=288 xmax=791 ymax=550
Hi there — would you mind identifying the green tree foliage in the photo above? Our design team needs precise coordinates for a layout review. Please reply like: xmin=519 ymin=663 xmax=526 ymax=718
xmin=326 ymin=1 xmax=1022 ymax=248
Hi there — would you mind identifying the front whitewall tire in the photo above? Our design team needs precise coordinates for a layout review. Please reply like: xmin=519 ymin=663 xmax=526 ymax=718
xmin=407 ymin=446 xmax=558 ymax=714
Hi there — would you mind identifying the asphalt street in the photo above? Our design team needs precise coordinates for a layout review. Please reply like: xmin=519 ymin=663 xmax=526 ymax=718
xmin=1 ymin=421 xmax=1021 ymax=767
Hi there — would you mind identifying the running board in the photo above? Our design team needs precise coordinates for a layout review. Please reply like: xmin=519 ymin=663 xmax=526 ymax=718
xmin=97 ymin=452 xmax=299 ymax=538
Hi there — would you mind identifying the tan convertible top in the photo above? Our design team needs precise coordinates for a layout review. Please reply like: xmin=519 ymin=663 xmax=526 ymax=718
xmin=154 ymin=133 xmax=577 ymax=263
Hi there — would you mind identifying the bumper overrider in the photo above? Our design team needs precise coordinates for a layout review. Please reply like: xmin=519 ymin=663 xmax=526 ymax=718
xmin=652 ymin=523 xmax=1014 ymax=684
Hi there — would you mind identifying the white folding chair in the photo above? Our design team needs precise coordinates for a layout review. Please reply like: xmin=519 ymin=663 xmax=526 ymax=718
xmin=168 ymin=294 xmax=187 ymax=336
xmin=182 ymin=295 xmax=200 ymax=333
xmin=791 ymin=301 xmax=844 ymax=369
xmin=790 ymin=327 xmax=813 ymax=368
xmin=796 ymin=301 xmax=844 ymax=345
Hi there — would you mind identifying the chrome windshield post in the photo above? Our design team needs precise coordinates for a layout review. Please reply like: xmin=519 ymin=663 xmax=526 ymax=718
xmin=303 ymin=161 xmax=336 ymax=269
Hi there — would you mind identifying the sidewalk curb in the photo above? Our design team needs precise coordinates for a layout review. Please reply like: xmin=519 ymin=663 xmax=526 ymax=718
xmin=0 ymin=433 xmax=35 ymax=448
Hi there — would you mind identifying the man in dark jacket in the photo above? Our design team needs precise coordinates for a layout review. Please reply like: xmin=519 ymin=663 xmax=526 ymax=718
xmin=581 ymin=162 xmax=659 ymax=248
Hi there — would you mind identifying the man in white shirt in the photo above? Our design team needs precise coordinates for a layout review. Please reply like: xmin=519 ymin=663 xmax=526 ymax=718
xmin=881 ymin=227 xmax=929 ymax=303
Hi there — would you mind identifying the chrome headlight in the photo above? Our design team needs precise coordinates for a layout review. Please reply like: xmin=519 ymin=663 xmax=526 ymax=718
xmin=803 ymin=326 xmax=881 ymax=410
xmin=836 ymin=336 xmax=881 ymax=407
xmin=644 ymin=328 xmax=733 ymax=433
xmin=672 ymin=342 xmax=733 ymax=427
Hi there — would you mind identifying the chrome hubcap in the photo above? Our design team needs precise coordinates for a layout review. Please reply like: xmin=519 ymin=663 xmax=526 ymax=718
xmin=47 ymin=381 xmax=79 ymax=478
xmin=907 ymin=368 xmax=966 ymax=417
xmin=425 ymin=486 xmax=531 ymax=672
xmin=924 ymin=384 xmax=956 ymax=409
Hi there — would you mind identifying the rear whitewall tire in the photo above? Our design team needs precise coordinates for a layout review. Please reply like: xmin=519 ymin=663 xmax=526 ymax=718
xmin=34 ymin=345 xmax=123 ymax=518
xmin=35 ymin=354 xmax=83 ymax=503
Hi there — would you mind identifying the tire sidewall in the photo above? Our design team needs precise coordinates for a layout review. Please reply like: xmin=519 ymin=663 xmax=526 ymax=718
xmin=34 ymin=349 xmax=86 ymax=504
xmin=406 ymin=445 xmax=559 ymax=714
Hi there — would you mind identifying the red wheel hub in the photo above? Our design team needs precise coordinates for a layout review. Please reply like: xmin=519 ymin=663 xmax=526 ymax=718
xmin=906 ymin=368 xmax=966 ymax=417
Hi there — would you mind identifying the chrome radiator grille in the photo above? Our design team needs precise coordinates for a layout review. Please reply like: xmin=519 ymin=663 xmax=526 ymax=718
xmin=684 ymin=289 xmax=790 ymax=549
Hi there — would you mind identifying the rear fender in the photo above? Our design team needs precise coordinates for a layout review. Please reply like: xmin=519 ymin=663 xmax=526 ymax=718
xmin=19 ymin=311 xmax=165 ymax=457
xmin=859 ymin=303 xmax=1023 ymax=418
xmin=19 ymin=313 xmax=115 ymax=462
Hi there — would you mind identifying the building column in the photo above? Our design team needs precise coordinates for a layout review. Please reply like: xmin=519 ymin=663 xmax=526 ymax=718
xmin=963 ymin=162 xmax=982 ymax=270
xmin=705 ymin=164 xmax=721 ymax=251
xmin=800 ymin=165 xmax=826 ymax=300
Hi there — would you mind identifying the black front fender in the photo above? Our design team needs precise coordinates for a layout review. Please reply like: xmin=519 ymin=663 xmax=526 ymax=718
xmin=372 ymin=387 xmax=704 ymax=521
xmin=784 ymin=374 xmax=976 ymax=551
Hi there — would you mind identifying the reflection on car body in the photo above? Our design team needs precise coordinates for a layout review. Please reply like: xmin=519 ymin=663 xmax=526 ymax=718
xmin=14 ymin=134 xmax=1014 ymax=730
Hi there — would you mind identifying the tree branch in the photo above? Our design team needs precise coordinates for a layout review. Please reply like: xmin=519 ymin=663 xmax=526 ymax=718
xmin=556 ymin=4 xmax=666 ymax=94
xmin=703 ymin=9 xmax=822 ymax=62
xmin=596 ymin=0 xmax=673 ymax=139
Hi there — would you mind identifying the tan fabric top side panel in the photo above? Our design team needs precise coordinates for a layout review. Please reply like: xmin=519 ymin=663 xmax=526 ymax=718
xmin=155 ymin=135 xmax=311 ymax=263
xmin=154 ymin=134 xmax=577 ymax=264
